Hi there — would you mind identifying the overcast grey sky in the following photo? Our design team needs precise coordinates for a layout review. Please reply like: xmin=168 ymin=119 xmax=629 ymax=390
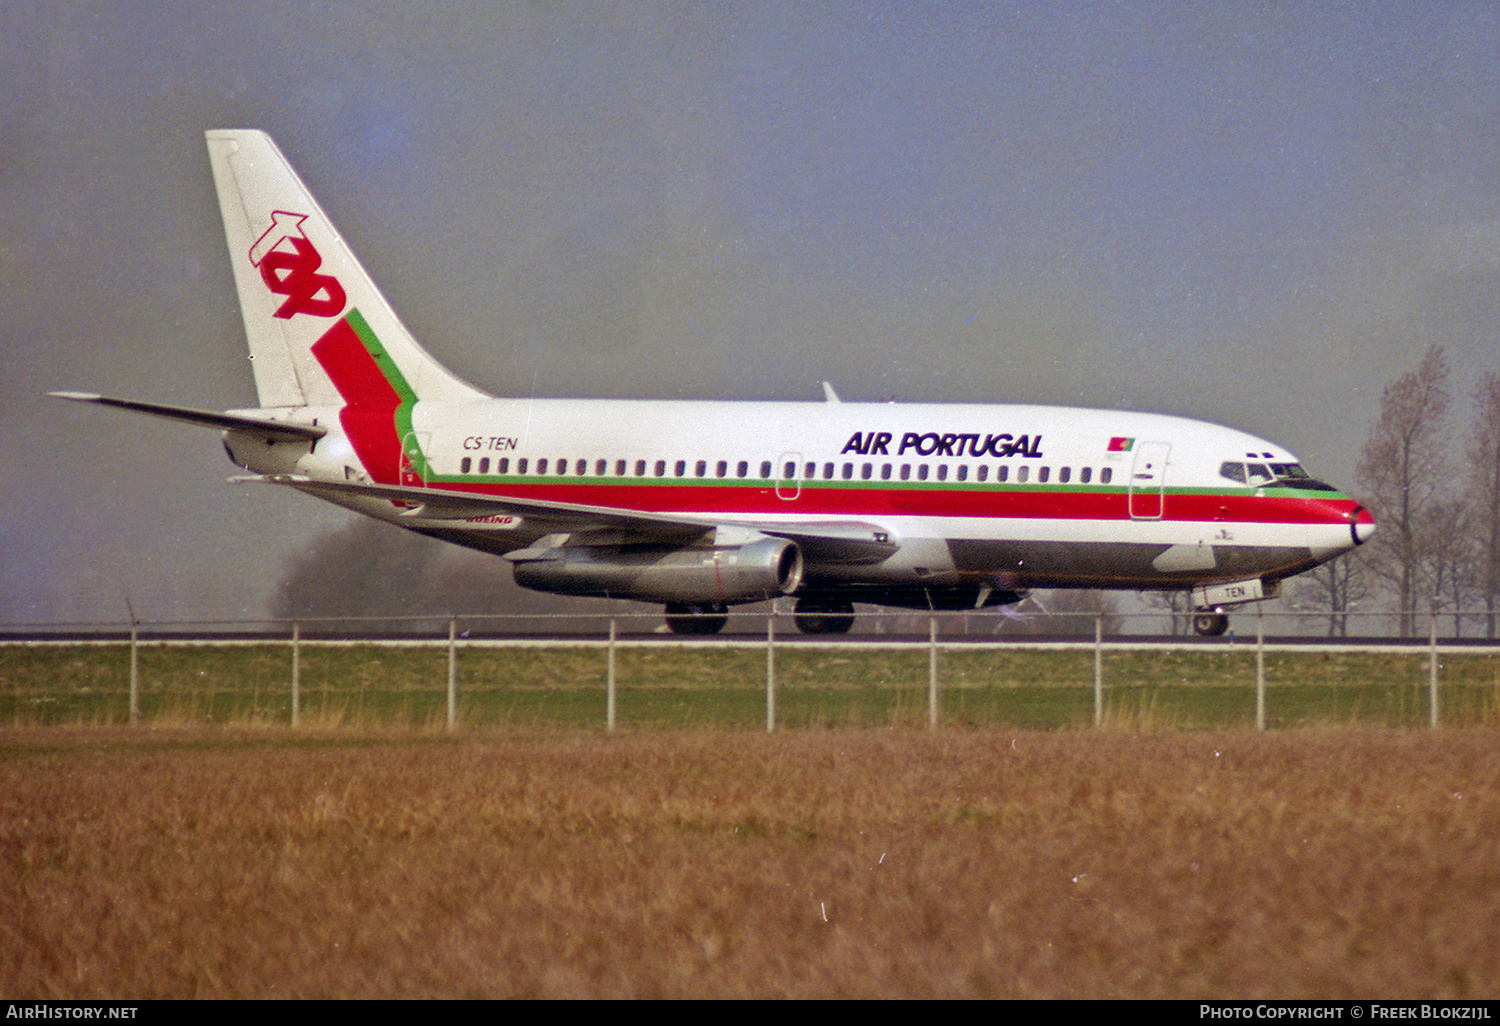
xmin=4 ymin=1 xmax=1499 ymax=624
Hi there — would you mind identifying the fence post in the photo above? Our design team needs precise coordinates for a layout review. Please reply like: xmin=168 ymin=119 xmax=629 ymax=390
xmin=447 ymin=618 xmax=458 ymax=733
xmin=928 ymin=616 xmax=939 ymax=729
xmin=1093 ymin=614 xmax=1103 ymax=727
xmin=291 ymin=622 xmax=301 ymax=729
xmin=766 ymin=614 xmax=776 ymax=733
xmin=607 ymin=618 xmax=617 ymax=733
xmin=129 ymin=626 xmax=139 ymax=726
xmin=1255 ymin=606 xmax=1266 ymax=731
xmin=1429 ymin=605 xmax=1440 ymax=728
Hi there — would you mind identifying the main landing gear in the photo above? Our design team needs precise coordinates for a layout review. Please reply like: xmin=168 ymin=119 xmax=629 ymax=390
xmin=661 ymin=597 xmax=859 ymax=635
xmin=1192 ymin=608 xmax=1231 ymax=637
xmin=792 ymin=596 xmax=856 ymax=635
xmin=663 ymin=602 xmax=729 ymax=635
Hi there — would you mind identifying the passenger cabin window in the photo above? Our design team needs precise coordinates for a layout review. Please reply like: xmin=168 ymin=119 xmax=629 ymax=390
xmin=1079 ymin=467 xmax=1091 ymax=484
xmin=537 ymin=458 xmax=548 ymax=474
xmin=461 ymin=457 xmax=472 ymax=473
xmin=1038 ymin=466 xmax=1050 ymax=483
xmin=760 ymin=460 xmax=772 ymax=479
xmin=1100 ymin=467 xmax=1112 ymax=484
xmin=1017 ymin=466 xmax=1029 ymax=483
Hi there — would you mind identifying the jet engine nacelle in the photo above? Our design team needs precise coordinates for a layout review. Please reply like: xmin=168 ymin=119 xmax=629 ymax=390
xmin=512 ymin=537 xmax=804 ymax=605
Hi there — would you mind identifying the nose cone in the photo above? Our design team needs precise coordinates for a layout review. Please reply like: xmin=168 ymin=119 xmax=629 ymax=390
xmin=1350 ymin=505 xmax=1375 ymax=546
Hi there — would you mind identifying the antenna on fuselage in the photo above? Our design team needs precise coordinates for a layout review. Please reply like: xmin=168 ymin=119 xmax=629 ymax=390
xmin=821 ymin=381 xmax=841 ymax=403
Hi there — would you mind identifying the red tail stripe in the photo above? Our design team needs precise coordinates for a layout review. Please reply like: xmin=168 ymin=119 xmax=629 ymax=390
xmin=311 ymin=318 xmax=402 ymax=410
xmin=312 ymin=317 xmax=403 ymax=484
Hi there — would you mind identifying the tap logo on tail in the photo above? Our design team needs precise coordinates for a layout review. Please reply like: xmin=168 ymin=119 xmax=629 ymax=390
xmin=250 ymin=211 xmax=347 ymax=319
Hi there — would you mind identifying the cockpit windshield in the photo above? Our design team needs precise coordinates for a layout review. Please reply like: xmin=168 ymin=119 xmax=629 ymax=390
xmin=1219 ymin=461 xmax=1338 ymax=492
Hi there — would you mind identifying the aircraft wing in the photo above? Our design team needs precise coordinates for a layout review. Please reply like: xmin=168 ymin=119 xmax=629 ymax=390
xmin=240 ymin=474 xmax=898 ymax=563
xmin=50 ymin=392 xmax=326 ymax=442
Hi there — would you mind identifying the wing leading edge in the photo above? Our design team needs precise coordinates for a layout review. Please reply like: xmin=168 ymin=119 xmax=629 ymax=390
xmin=237 ymin=473 xmax=899 ymax=564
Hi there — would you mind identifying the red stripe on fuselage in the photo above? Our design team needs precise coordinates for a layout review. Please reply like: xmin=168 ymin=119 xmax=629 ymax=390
xmin=311 ymin=318 xmax=403 ymax=484
xmin=420 ymin=477 xmax=1361 ymax=527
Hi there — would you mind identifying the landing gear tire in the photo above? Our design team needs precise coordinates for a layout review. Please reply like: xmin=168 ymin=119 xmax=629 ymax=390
xmin=793 ymin=597 xmax=856 ymax=635
xmin=1192 ymin=609 xmax=1231 ymax=637
xmin=664 ymin=603 xmax=729 ymax=635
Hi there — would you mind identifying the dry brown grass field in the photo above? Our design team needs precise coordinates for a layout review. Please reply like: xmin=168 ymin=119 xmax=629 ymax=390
xmin=2 ymin=725 xmax=1498 ymax=999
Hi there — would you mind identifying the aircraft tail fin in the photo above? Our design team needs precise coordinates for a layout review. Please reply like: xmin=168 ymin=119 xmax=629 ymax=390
xmin=205 ymin=129 xmax=487 ymax=409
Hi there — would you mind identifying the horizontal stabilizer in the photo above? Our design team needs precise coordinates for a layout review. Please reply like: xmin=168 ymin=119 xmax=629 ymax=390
xmin=49 ymin=392 xmax=325 ymax=442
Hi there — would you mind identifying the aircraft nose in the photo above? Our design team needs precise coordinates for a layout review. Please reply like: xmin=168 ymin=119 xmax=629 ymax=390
xmin=1349 ymin=505 xmax=1375 ymax=547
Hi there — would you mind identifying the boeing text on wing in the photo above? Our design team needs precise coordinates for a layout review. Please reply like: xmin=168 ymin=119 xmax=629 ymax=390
xmin=51 ymin=130 xmax=1374 ymax=636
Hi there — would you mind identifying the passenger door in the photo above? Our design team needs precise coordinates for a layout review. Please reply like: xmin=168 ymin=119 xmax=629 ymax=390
xmin=1129 ymin=441 xmax=1170 ymax=519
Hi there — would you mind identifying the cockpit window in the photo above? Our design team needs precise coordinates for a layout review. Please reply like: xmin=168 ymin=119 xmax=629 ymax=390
xmin=1221 ymin=460 xmax=1338 ymax=491
xmin=1219 ymin=461 xmax=1247 ymax=484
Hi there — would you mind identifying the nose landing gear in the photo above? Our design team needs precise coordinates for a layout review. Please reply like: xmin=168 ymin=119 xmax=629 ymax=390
xmin=1192 ymin=608 xmax=1231 ymax=636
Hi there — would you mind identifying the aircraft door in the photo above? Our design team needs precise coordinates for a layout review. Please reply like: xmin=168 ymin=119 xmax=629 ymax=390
xmin=1128 ymin=441 xmax=1170 ymax=519
xmin=775 ymin=452 xmax=802 ymax=501
xmin=400 ymin=431 xmax=431 ymax=487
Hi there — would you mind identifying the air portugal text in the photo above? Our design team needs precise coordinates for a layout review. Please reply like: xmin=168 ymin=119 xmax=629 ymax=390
xmin=841 ymin=431 xmax=1043 ymax=459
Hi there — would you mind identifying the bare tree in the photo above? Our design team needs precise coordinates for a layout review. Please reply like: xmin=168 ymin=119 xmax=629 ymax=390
xmin=1007 ymin=589 xmax=1123 ymax=636
xmin=1142 ymin=589 xmax=1194 ymax=636
xmin=1291 ymin=549 xmax=1373 ymax=637
xmin=1422 ymin=498 xmax=1475 ymax=637
xmin=1355 ymin=346 xmax=1453 ymax=635
xmin=1466 ymin=370 xmax=1500 ymax=639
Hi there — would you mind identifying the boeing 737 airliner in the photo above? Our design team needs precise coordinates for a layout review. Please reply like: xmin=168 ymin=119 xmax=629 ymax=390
xmin=54 ymin=130 xmax=1374 ymax=635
